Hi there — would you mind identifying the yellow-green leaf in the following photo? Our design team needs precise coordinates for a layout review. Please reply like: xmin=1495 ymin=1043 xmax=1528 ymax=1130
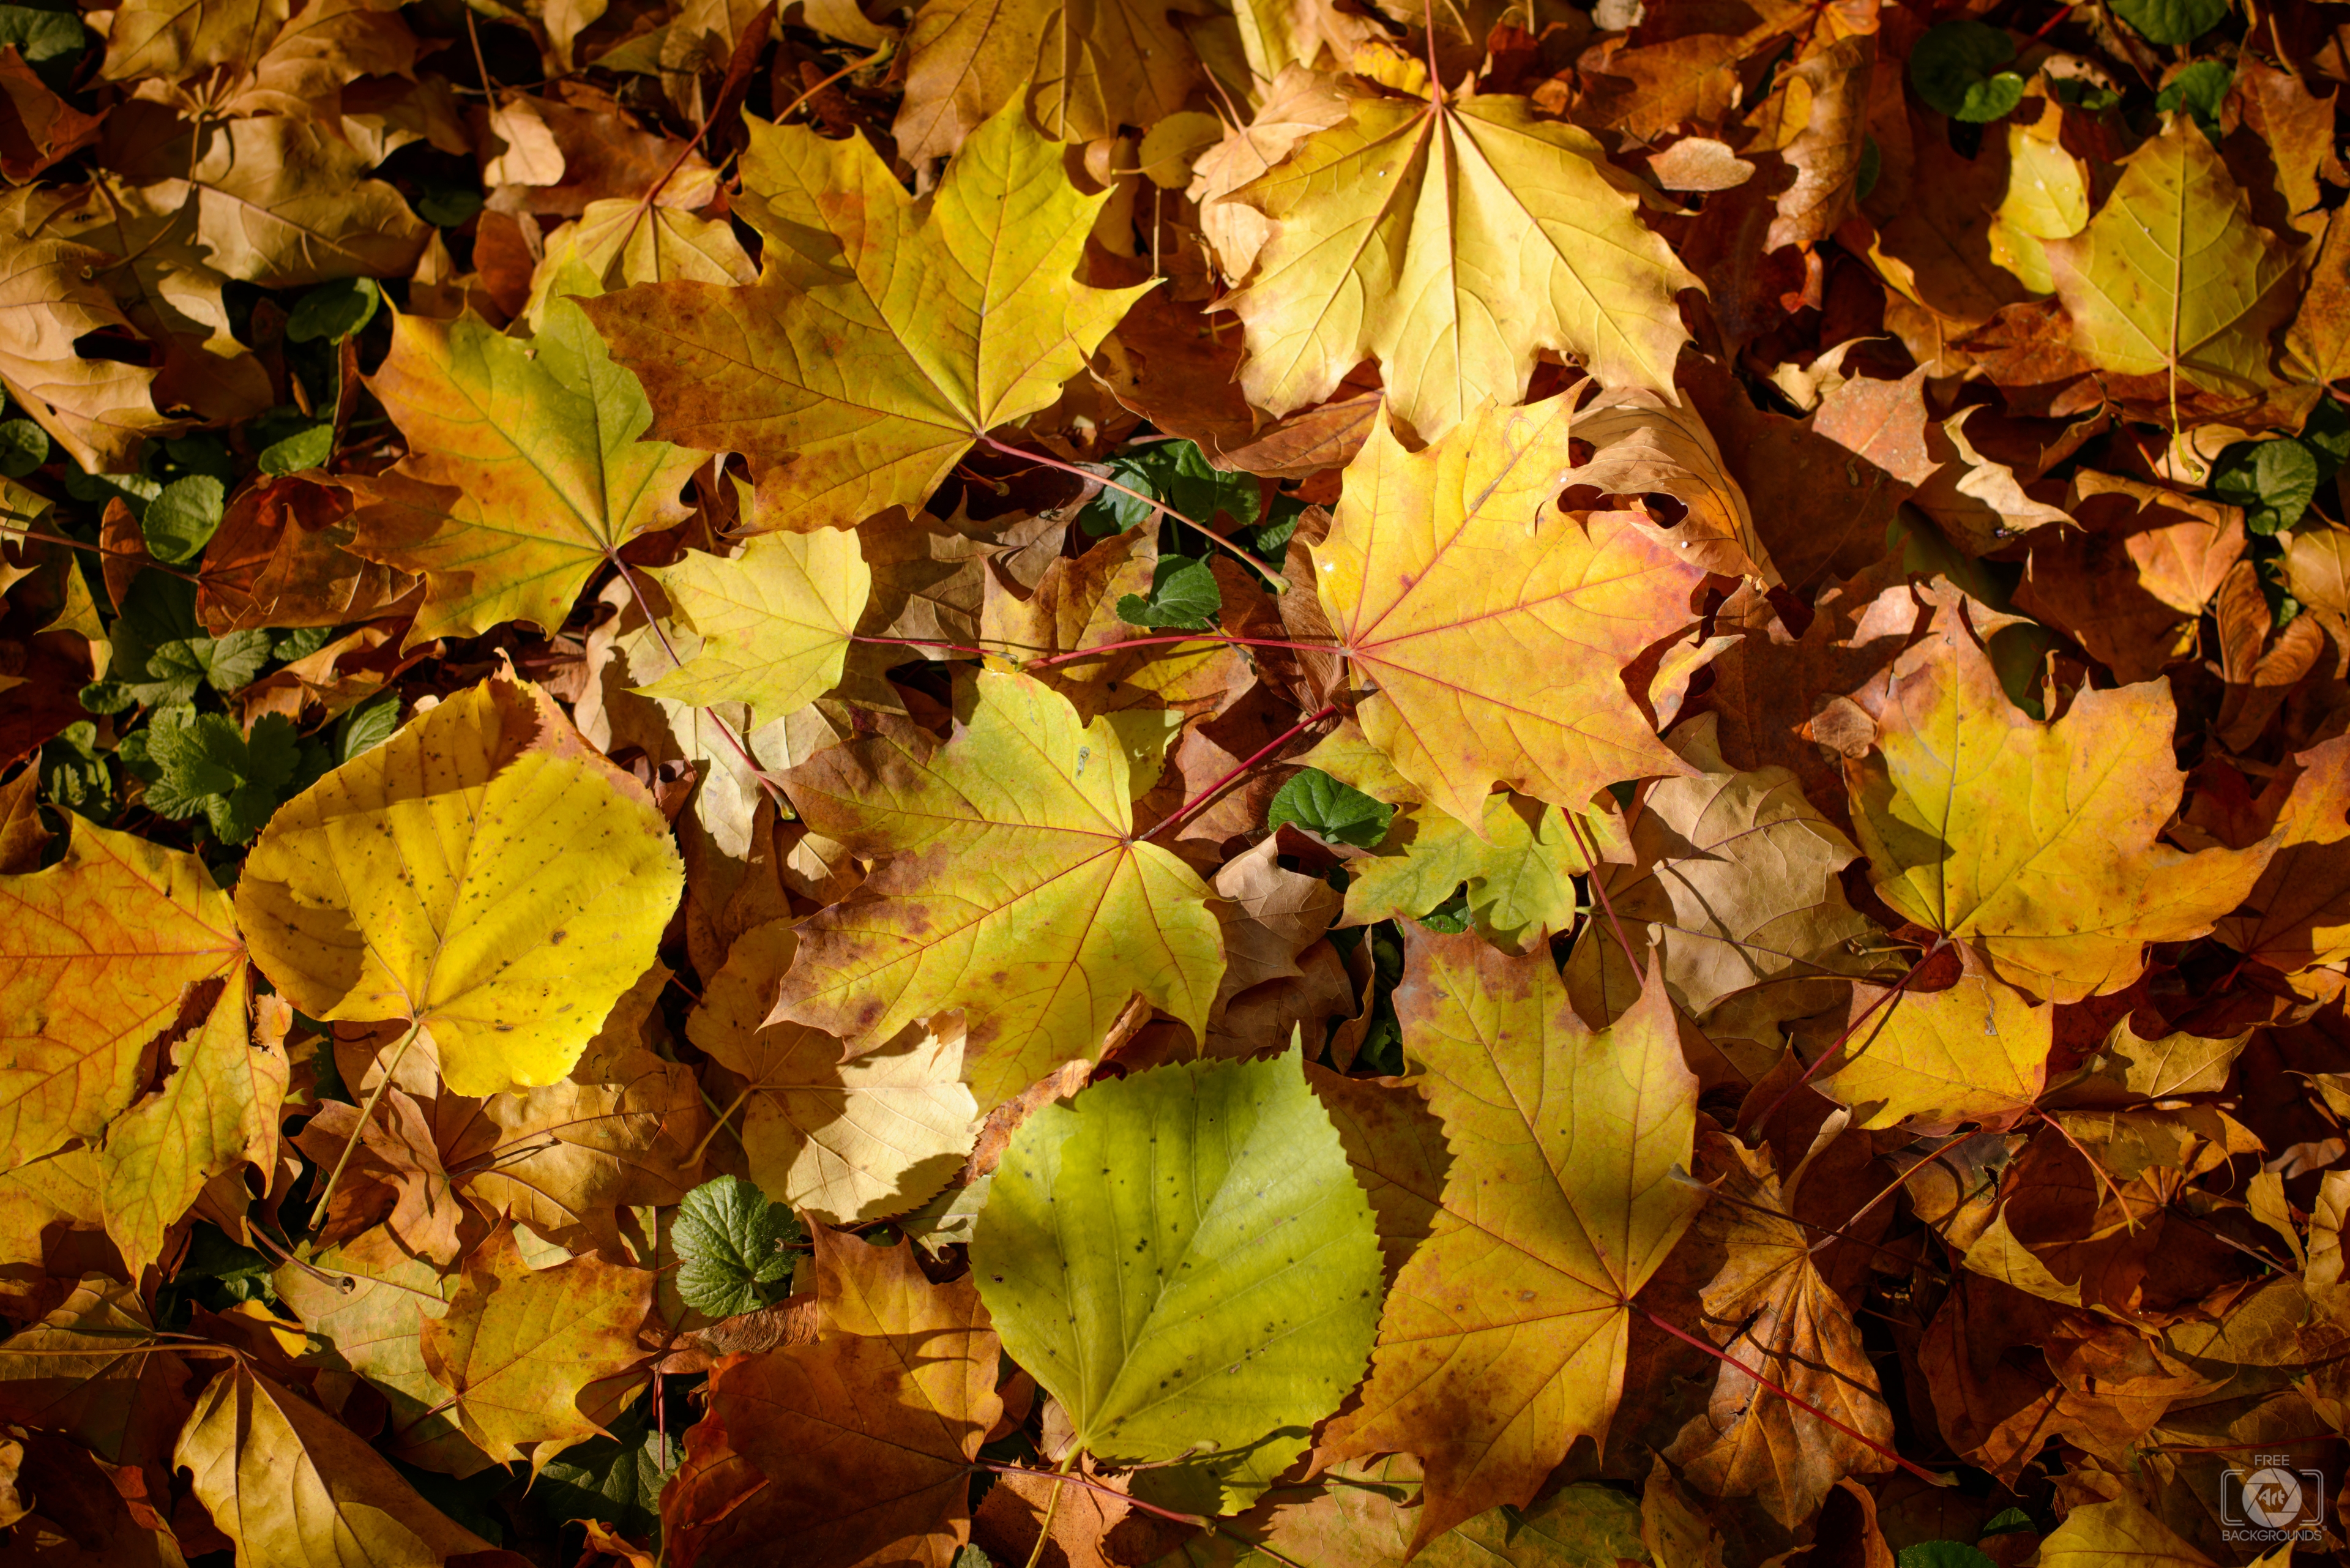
xmin=2045 ymin=116 xmax=2299 ymax=396
xmin=97 ymin=965 xmax=287 ymax=1282
xmin=772 ymin=670 xmax=1225 ymax=1111
xmin=584 ymin=99 xmax=1149 ymax=533
xmin=419 ymin=1222 xmax=654 ymax=1471
xmin=639 ymin=526 xmax=871 ymax=723
xmin=352 ymin=298 xmax=704 ymax=648
xmin=234 ymin=673 xmax=684 ymax=1097
xmin=1220 ymin=92 xmax=1697 ymax=441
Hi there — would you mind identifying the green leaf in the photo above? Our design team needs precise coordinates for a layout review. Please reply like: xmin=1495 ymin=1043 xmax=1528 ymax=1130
xmin=971 ymin=1046 xmax=1382 ymax=1493
xmin=1266 ymin=767 xmax=1394 ymax=849
xmin=2111 ymin=0 xmax=2229 ymax=45
xmin=534 ymin=1400 xmax=677 ymax=1543
xmin=1896 ymin=1545 xmax=1997 ymax=1568
xmin=0 ymin=417 xmax=48 ymax=477
xmin=2155 ymin=60 xmax=2232 ymax=136
xmin=672 ymin=1174 xmax=800 ymax=1318
xmin=141 ymin=474 xmax=226 ymax=564
xmin=1081 ymin=439 xmax=1263 ymax=538
xmin=416 ymin=182 xmax=485 ymax=229
xmin=334 ymin=690 xmax=403 ymax=763
xmin=83 ymin=575 xmax=271 ymax=711
xmin=2210 ymin=438 xmax=2321 ymax=535
xmin=0 ymin=5 xmax=88 ymax=67
xmin=143 ymin=710 xmax=302 ymax=845
xmin=287 ymin=278 xmax=381 ymax=345
xmin=1115 ymin=554 xmax=1222 ymax=631
xmin=1909 ymin=22 xmax=2024 ymax=123
xmin=258 ymin=422 xmax=335 ymax=476
xmin=1980 ymin=1507 xmax=2035 ymax=1536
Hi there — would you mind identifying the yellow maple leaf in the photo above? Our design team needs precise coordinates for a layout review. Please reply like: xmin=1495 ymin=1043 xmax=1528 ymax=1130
xmin=581 ymin=99 xmax=1149 ymax=533
xmin=96 ymin=965 xmax=288 ymax=1282
xmin=419 ymin=1222 xmax=654 ymax=1471
xmin=1217 ymin=91 xmax=1698 ymax=441
xmin=1319 ymin=930 xmax=1705 ymax=1547
xmin=772 ymin=670 xmax=1225 ymax=1111
xmin=894 ymin=0 xmax=1209 ymax=163
xmin=352 ymin=297 xmax=705 ymax=649
xmin=234 ymin=673 xmax=684 ymax=1097
xmin=0 ymin=818 xmax=244 ymax=1169
xmin=1841 ymin=581 xmax=2274 ymax=1002
xmin=1315 ymin=395 xmax=1715 ymax=832
xmin=638 ymin=526 xmax=871 ymax=723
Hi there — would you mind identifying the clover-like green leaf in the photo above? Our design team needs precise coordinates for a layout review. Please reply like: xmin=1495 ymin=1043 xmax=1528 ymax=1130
xmin=1266 ymin=767 xmax=1395 ymax=849
xmin=673 ymin=1174 xmax=802 ymax=1319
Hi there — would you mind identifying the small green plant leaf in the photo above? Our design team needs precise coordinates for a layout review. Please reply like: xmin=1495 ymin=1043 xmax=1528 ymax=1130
xmin=1896 ymin=1544 xmax=1998 ymax=1568
xmin=288 ymin=277 xmax=382 ymax=345
xmin=1910 ymin=21 xmax=2024 ymax=122
xmin=141 ymin=474 xmax=226 ymax=564
xmin=2210 ymin=438 xmax=2322 ymax=535
xmin=2155 ymin=60 xmax=2233 ymax=137
xmin=1082 ymin=438 xmax=1263 ymax=537
xmin=259 ymin=422 xmax=335 ymax=476
xmin=0 ymin=417 xmax=48 ymax=477
xmin=2111 ymin=0 xmax=2229 ymax=45
xmin=1266 ymin=767 xmax=1395 ymax=849
xmin=971 ymin=1046 xmax=1382 ymax=1487
xmin=142 ymin=710 xmax=302 ymax=845
xmin=1114 ymin=553 xmax=1222 ymax=630
xmin=535 ymin=1400 xmax=677 ymax=1544
xmin=673 ymin=1174 xmax=802 ymax=1319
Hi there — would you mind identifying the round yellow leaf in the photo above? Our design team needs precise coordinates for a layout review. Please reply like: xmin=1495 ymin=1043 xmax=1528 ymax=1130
xmin=235 ymin=673 xmax=684 ymax=1096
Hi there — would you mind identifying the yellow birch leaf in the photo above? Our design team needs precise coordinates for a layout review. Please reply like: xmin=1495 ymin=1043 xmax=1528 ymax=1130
xmin=97 ymin=965 xmax=288 ymax=1283
xmin=2045 ymin=116 xmax=2300 ymax=398
xmin=1315 ymin=395 xmax=1714 ymax=832
xmin=234 ymin=672 xmax=684 ymax=1097
xmin=1843 ymin=581 xmax=2274 ymax=1002
xmin=2039 ymin=1495 xmax=2292 ymax=1568
xmin=1319 ymin=931 xmax=1704 ymax=1548
xmin=771 ymin=670 xmax=1225 ymax=1112
xmin=1 ymin=818 xmax=244 ymax=1168
xmin=637 ymin=528 xmax=871 ymax=723
xmin=1988 ymin=116 xmax=2089 ymax=294
xmin=690 ymin=920 xmax=978 ymax=1226
xmin=419 ymin=1222 xmax=654 ymax=1471
xmin=1218 ymin=92 xmax=1698 ymax=441
xmin=175 ymin=1364 xmax=521 ymax=1566
xmin=351 ymin=297 xmax=705 ymax=649
xmin=581 ymin=100 xmax=1149 ymax=534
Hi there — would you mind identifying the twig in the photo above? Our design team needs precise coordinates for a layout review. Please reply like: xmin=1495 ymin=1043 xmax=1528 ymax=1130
xmin=1639 ymin=1305 xmax=1947 ymax=1485
xmin=977 ymin=435 xmax=1286 ymax=591
xmin=307 ymin=1017 xmax=425 ymax=1237
xmin=1139 ymin=703 xmax=1337 ymax=844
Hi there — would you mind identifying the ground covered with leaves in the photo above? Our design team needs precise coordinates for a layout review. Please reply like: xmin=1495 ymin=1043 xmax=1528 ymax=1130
xmin=2 ymin=0 xmax=2350 ymax=1564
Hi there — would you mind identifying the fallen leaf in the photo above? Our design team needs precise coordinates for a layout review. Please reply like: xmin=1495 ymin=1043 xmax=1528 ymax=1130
xmin=235 ymin=671 xmax=684 ymax=1096
xmin=1217 ymin=91 xmax=1698 ymax=439
xmin=770 ymin=670 xmax=1225 ymax=1112
xmin=638 ymin=526 xmax=870 ymax=723
xmin=584 ymin=100 xmax=1146 ymax=532
xmin=0 ymin=818 xmax=243 ymax=1168
xmin=351 ymin=298 xmax=704 ymax=646
xmin=1313 ymin=394 xmax=1712 ymax=830
xmin=1318 ymin=931 xmax=1706 ymax=1548
xmin=419 ymin=1222 xmax=654 ymax=1471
